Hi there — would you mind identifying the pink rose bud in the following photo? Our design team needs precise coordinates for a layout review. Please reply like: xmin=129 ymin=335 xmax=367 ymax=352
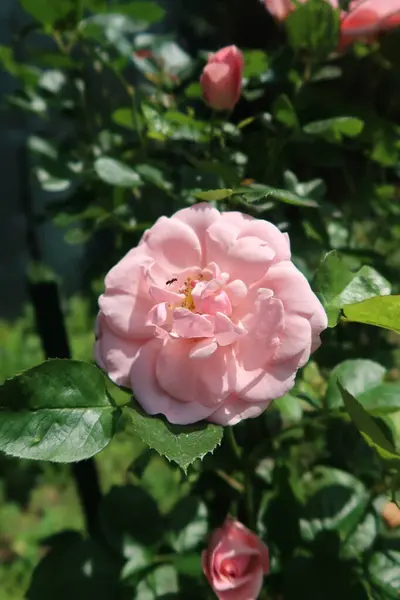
xmin=202 ymin=516 xmax=270 ymax=600
xmin=95 ymin=203 xmax=327 ymax=426
xmin=381 ymin=502 xmax=400 ymax=529
xmin=264 ymin=0 xmax=339 ymax=21
xmin=200 ymin=45 xmax=244 ymax=111
xmin=339 ymin=0 xmax=400 ymax=49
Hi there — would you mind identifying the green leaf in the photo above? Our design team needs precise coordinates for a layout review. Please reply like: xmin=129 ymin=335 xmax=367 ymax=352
xmin=64 ymin=227 xmax=91 ymax=245
xmin=20 ymin=0 xmax=72 ymax=24
xmin=28 ymin=135 xmax=58 ymax=159
xmin=286 ymin=0 xmax=340 ymax=58
xmin=311 ymin=65 xmax=342 ymax=81
xmin=368 ymin=544 xmax=400 ymax=596
xmin=195 ymin=189 xmax=233 ymax=201
xmin=143 ymin=105 xmax=209 ymax=142
xmin=168 ymin=497 xmax=208 ymax=552
xmin=342 ymin=296 xmax=400 ymax=334
xmin=164 ymin=111 xmax=209 ymax=142
xmin=283 ymin=170 xmax=326 ymax=200
xmin=0 ymin=46 xmax=39 ymax=86
xmin=126 ymin=402 xmax=223 ymax=473
xmin=338 ymin=382 xmax=400 ymax=466
xmin=112 ymin=107 xmax=135 ymax=130
xmin=80 ymin=14 xmax=140 ymax=55
xmin=111 ymin=1 xmax=165 ymax=24
xmin=358 ymin=383 xmax=400 ymax=415
xmin=300 ymin=466 xmax=369 ymax=545
xmin=99 ymin=485 xmax=164 ymax=553
xmin=240 ymin=184 xmax=318 ymax=207
xmin=121 ymin=540 xmax=150 ymax=580
xmin=35 ymin=164 xmax=73 ymax=193
xmin=273 ymin=94 xmax=299 ymax=129
xmin=303 ymin=117 xmax=364 ymax=141
xmin=369 ymin=124 xmax=400 ymax=167
xmin=337 ymin=266 xmax=391 ymax=304
xmin=134 ymin=565 xmax=179 ymax=600
xmin=325 ymin=359 xmax=386 ymax=410
xmin=169 ymin=553 xmax=203 ymax=578
xmin=273 ymin=394 xmax=303 ymax=425
xmin=133 ymin=452 xmax=182 ymax=514
xmin=154 ymin=40 xmax=192 ymax=78
xmin=27 ymin=533 xmax=124 ymax=599
xmin=243 ymin=50 xmax=269 ymax=78
xmin=341 ymin=510 xmax=378 ymax=559
xmin=315 ymin=251 xmax=390 ymax=326
xmin=184 ymin=82 xmax=202 ymax=98
xmin=135 ymin=163 xmax=172 ymax=191
xmin=94 ymin=157 xmax=142 ymax=187
xmin=0 ymin=360 xmax=119 ymax=462
xmin=315 ymin=251 xmax=353 ymax=322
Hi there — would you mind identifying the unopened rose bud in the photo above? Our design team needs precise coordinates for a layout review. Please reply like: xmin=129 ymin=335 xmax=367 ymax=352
xmin=202 ymin=516 xmax=269 ymax=600
xmin=200 ymin=45 xmax=244 ymax=111
xmin=382 ymin=501 xmax=400 ymax=528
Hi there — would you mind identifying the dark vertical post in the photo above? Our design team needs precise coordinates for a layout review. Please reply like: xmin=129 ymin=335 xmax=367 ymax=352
xmin=20 ymin=140 xmax=102 ymax=538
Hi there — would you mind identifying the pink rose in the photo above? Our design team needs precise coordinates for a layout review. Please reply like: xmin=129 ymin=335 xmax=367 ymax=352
xmin=264 ymin=0 xmax=339 ymax=21
xmin=200 ymin=46 xmax=244 ymax=111
xmin=340 ymin=0 xmax=400 ymax=48
xmin=202 ymin=517 xmax=270 ymax=600
xmin=95 ymin=203 xmax=327 ymax=426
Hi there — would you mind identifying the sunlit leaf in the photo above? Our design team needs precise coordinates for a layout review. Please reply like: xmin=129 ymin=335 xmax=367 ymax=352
xmin=168 ymin=497 xmax=208 ymax=552
xmin=325 ymin=359 xmax=386 ymax=410
xmin=0 ymin=360 xmax=120 ymax=462
xmin=94 ymin=157 xmax=142 ymax=187
xmin=338 ymin=382 xmax=400 ymax=466
xmin=342 ymin=296 xmax=400 ymax=334
xmin=315 ymin=251 xmax=390 ymax=326
xmin=195 ymin=189 xmax=233 ymax=201
xmin=304 ymin=117 xmax=364 ymax=140
xmin=126 ymin=402 xmax=223 ymax=473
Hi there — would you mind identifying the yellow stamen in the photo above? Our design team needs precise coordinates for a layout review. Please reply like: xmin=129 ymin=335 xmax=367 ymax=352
xmin=181 ymin=278 xmax=195 ymax=311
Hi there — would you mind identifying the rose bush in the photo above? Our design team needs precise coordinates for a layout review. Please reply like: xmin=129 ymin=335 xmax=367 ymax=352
xmin=200 ymin=45 xmax=244 ymax=111
xmin=202 ymin=516 xmax=270 ymax=600
xmin=95 ymin=203 xmax=327 ymax=426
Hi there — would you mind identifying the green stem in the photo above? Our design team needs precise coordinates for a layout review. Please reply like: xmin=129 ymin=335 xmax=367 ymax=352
xmin=244 ymin=467 xmax=256 ymax=531
xmin=87 ymin=46 xmax=145 ymax=151
xmin=216 ymin=469 xmax=244 ymax=494
xmin=226 ymin=426 xmax=242 ymax=463
xmin=226 ymin=427 xmax=257 ymax=530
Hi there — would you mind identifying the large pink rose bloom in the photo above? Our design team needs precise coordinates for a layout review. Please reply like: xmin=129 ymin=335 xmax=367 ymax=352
xmin=95 ymin=203 xmax=327 ymax=426
xmin=202 ymin=516 xmax=270 ymax=600
xmin=340 ymin=0 xmax=400 ymax=48
xmin=264 ymin=0 xmax=339 ymax=21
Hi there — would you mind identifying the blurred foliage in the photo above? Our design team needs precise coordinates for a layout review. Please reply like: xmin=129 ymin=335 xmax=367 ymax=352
xmin=2 ymin=0 xmax=400 ymax=597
